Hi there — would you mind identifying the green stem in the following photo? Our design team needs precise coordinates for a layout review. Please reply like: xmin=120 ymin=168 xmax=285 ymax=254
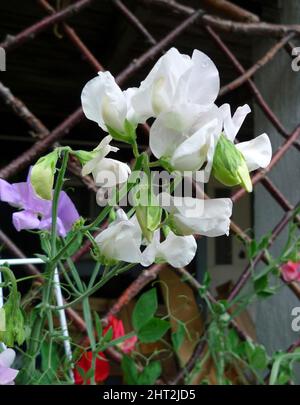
xmin=51 ymin=263 xmax=135 ymax=310
xmin=43 ymin=150 xmax=70 ymax=311
xmin=82 ymin=153 xmax=144 ymax=231
xmin=88 ymin=262 xmax=101 ymax=289
xmin=132 ymin=140 xmax=140 ymax=159
xmin=82 ymin=298 xmax=96 ymax=385
xmin=50 ymin=150 xmax=69 ymax=256
xmin=50 ymin=233 xmax=80 ymax=265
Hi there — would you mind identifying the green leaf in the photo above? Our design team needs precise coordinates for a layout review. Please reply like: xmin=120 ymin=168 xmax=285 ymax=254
xmin=250 ymin=346 xmax=269 ymax=370
xmin=137 ymin=318 xmax=170 ymax=343
xmin=226 ymin=329 xmax=240 ymax=352
xmin=171 ymin=322 xmax=186 ymax=352
xmin=34 ymin=254 xmax=49 ymax=263
xmin=138 ymin=361 xmax=162 ymax=385
xmin=132 ymin=288 xmax=158 ymax=331
xmin=270 ymin=349 xmax=300 ymax=385
xmin=257 ymin=233 xmax=271 ymax=251
xmin=243 ymin=341 xmax=269 ymax=371
xmin=94 ymin=312 xmax=102 ymax=339
xmin=248 ymin=239 xmax=258 ymax=259
xmin=199 ymin=272 xmax=211 ymax=297
xmin=41 ymin=342 xmax=60 ymax=373
xmin=64 ymin=231 xmax=84 ymax=257
xmin=254 ymin=274 xmax=277 ymax=298
xmin=102 ymin=326 xmax=113 ymax=343
xmin=121 ymin=355 xmax=139 ymax=385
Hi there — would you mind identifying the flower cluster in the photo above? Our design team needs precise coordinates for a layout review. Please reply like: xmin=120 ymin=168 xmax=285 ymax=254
xmin=78 ymin=47 xmax=272 ymax=268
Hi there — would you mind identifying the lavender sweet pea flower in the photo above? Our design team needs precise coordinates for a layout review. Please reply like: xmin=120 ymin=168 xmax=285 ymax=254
xmin=0 ymin=169 xmax=79 ymax=237
xmin=0 ymin=349 xmax=18 ymax=385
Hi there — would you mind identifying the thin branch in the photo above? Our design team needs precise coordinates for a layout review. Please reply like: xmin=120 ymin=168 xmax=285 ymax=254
xmin=0 ymin=0 xmax=96 ymax=51
xmin=200 ymin=0 xmax=259 ymax=23
xmin=140 ymin=0 xmax=300 ymax=37
xmin=112 ymin=0 xmax=156 ymax=45
xmin=228 ymin=200 xmax=300 ymax=301
xmin=0 ymin=10 xmax=202 ymax=180
xmin=206 ymin=25 xmax=300 ymax=151
xmin=219 ymin=33 xmax=295 ymax=97
xmin=116 ymin=10 xmax=202 ymax=84
xmin=37 ymin=0 xmax=105 ymax=72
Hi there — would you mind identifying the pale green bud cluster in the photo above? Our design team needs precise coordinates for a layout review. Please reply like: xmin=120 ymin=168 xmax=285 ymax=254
xmin=0 ymin=268 xmax=26 ymax=347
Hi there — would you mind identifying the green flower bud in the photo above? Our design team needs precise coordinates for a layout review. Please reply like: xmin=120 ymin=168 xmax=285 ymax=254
xmin=212 ymin=134 xmax=252 ymax=192
xmin=0 ymin=268 xmax=26 ymax=347
xmin=136 ymin=205 xmax=162 ymax=242
xmin=31 ymin=150 xmax=59 ymax=200
xmin=133 ymin=171 xmax=162 ymax=242
xmin=135 ymin=206 xmax=154 ymax=242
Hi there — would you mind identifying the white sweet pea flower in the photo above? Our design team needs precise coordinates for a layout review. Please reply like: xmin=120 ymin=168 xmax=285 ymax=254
xmin=95 ymin=209 xmax=142 ymax=263
xmin=131 ymin=47 xmax=220 ymax=121
xmin=141 ymin=229 xmax=197 ymax=268
xmin=212 ymin=104 xmax=272 ymax=192
xmin=81 ymin=71 xmax=138 ymax=135
xmin=150 ymin=105 xmax=222 ymax=177
xmin=160 ymin=192 xmax=232 ymax=237
xmin=82 ymin=135 xmax=131 ymax=188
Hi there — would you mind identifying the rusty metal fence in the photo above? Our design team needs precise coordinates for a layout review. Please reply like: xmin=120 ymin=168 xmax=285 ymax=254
xmin=0 ymin=0 xmax=300 ymax=383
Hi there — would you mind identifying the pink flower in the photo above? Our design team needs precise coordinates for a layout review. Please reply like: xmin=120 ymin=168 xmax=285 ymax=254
xmin=281 ymin=261 xmax=300 ymax=283
xmin=73 ymin=351 xmax=109 ymax=385
xmin=0 ymin=168 xmax=79 ymax=237
xmin=0 ymin=349 xmax=19 ymax=385
xmin=104 ymin=315 xmax=137 ymax=354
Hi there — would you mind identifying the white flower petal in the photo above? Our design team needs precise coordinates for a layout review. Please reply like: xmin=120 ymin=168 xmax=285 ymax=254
xmin=123 ymin=87 xmax=140 ymax=124
xmin=141 ymin=231 xmax=160 ymax=267
xmin=220 ymin=103 xmax=251 ymax=142
xmin=113 ymin=232 xmax=142 ymax=263
xmin=176 ymin=49 xmax=219 ymax=107
xmin=131 ymin=48 xmax=192 ymax=120
xmin=159 ymin=232 xmax=197 ymax=268
xmin=236 ymin=133 xmax=272 ymax=172
xmin=161 ymin=193 xmax=232 ymax=236
xmin=171 ymin=118 xmax=219 ymax=172
xmin=81 ymin=71 xmax=126 ymax=132
xmin=81 ymin=158 xmax=97 ymax=177
xmin=93 ymin=158 xmax=131 ymax=187
xmin=149 ymin=113 xmax=187 ymax=159
xmin=95 ymin=213 xmax=142 ymax=263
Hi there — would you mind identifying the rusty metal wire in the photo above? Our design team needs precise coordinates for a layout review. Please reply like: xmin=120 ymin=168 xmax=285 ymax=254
xmin=0 ymin=0 xmax=300 ymax=383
